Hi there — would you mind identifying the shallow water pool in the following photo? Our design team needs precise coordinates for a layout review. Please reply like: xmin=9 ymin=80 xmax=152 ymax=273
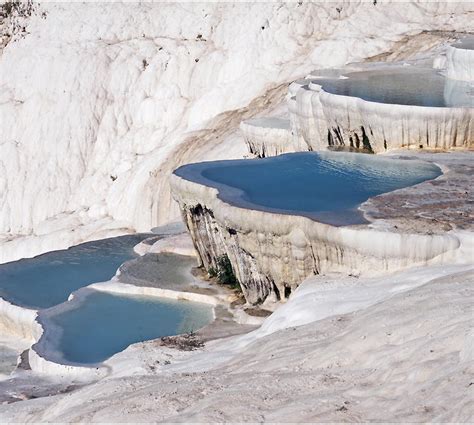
xmin=43 ymin=291 xmax=213 ymax=364
xmin=453 ymin=37 xmax=474 ymax=50
xmin=319 ymin=67 xmax=473 ymax=108
xmin=0 ymin=234 xmax=150 ymax=309
xmin=174 ymin=152 xmax=441 ymax=226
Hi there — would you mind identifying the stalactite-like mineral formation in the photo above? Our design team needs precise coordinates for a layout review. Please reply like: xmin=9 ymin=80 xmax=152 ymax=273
xmin=171 ymin=162 xmax=465 ymax=305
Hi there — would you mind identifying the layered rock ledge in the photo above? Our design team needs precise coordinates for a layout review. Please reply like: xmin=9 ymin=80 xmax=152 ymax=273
xmin=242 ymin=58 xmax=473 ymax=156
xmin=446 ymin=36 xmax=474 ymax=82
xmin=175 ymin=42 xmax=473 ymax=305
xmin=170 ymin=152 xmax=471 ymax=305
xmin=240 ymin=118 xmax=292 ymax=158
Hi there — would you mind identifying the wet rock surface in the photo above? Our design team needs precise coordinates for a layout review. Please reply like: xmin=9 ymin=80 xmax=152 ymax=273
xmin=362 ymin=152 xmax=474 ymax=233
xmin=118 ymin=253 xmax=197 ymax=291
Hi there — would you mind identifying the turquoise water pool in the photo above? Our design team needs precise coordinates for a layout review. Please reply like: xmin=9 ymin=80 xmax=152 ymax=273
xmin=0 ymin=235 xmax=150 ymax=309
xmin=174 ymin=152 xmax=441 ymax=226
xmin=0 ymin=235 xmax=214 ymax=366
xmin=43 ymin=290 xmax=212 ymax=364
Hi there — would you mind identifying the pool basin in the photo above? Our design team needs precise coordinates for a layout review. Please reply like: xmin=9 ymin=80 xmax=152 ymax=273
xmin=0 ymin=234 xmax=150 ymax=309
xmin=36 ymin=290 xmax=213 ymax=365
xmin=174 ymin=152 xmax=441 ymax=226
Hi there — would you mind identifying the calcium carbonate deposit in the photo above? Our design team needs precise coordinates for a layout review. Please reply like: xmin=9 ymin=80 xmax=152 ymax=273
xmin=0 ymin=2 xmax=473 ymax=423
xmin=1 ymin=1 xmax=473 ymax=263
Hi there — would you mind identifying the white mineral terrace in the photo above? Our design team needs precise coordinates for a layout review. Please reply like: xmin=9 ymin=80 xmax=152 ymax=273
xmin=28 ymin=280 xmax=221 ymax=378
xmin=241 ymin=47 xmax=473 ymax=156
xmin=173 ymin=39 xmax=473 ymax=304
xmin=1 ymin=2 xmax=474 ymax=421
xmin=240 ymin=118 xmax=292 ymax=157
xmin=447 ymin=36 xmax=474 ymax=82
xmin=0 ymin=231 xmax=245 ymax=377
xmin=170 ymin=153 xmax=472 ymax=305
xmin=0 ymin=284 xmax=217 ymax=377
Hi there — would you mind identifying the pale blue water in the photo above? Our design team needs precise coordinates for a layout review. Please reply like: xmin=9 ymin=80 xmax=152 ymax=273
xmin=174 ymin=152 xmax=441 ymax=226
xmin=0 ymin=235 xmax=150 ymax=309
xmin=319 ymin=68 xmax=473 ymax=108
xmin=454 ymin=37 xmax=474 ymax=50
xmin=46 ymin=291 xmax=212 ymax=364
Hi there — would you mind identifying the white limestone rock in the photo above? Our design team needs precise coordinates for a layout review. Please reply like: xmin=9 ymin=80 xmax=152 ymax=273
xmin=2 ymin=2 xmax=473 ymax=261
xmin=1 ymin=265 xmax=472 ymax=422
xmin=446 ymin=36 xmax=474 ymax=82
xmin=240 ymin=117 xmax=292 ymax=157
xmin=318 ymin=85 xmax=473 ymax=152
xmin=170 ymin=160 xmax=471 ymax=304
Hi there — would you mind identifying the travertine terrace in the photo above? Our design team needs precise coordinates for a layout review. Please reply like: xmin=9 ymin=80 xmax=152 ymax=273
xmin=172 ymin=38 xmax=473 ymax=304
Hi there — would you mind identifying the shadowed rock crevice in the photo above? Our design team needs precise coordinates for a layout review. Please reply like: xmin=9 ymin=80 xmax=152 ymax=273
xmin=181 ymin=203 xmax=278 ymax=304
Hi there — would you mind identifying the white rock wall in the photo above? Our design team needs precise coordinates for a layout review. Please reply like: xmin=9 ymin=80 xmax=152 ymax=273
xmin=0 ymin=298 xmax=39 ymax=341
xmin=1 ymin=1 xmax=473 ymax=261
xmin=446 ymin=39 xmax=474 ymax=82
xmin=240 ymin=118 xmax=293 ymax=157
xmin=318 ymin=88 xmax=473 ymax=152
xmin=170 ymin=172 xmax=467 ymax=304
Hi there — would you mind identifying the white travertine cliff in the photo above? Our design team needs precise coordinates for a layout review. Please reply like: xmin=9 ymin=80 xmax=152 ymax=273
xmin=242 ymin=63 xmax=473 ymax=156
xmin=446 ymin=36 xmax=474 ymax=82
xmin=318 ymin=85 xmax=473 ymax=152
xmin=240 ymin=118 xmax=291 ymax=158
xmin=1 ymin=2 xmax=473 ymax=263
xmin=174 ymin=45 xmax=473 ymax=305
xmin=170 ymin=153 xmax=471 ymax=304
